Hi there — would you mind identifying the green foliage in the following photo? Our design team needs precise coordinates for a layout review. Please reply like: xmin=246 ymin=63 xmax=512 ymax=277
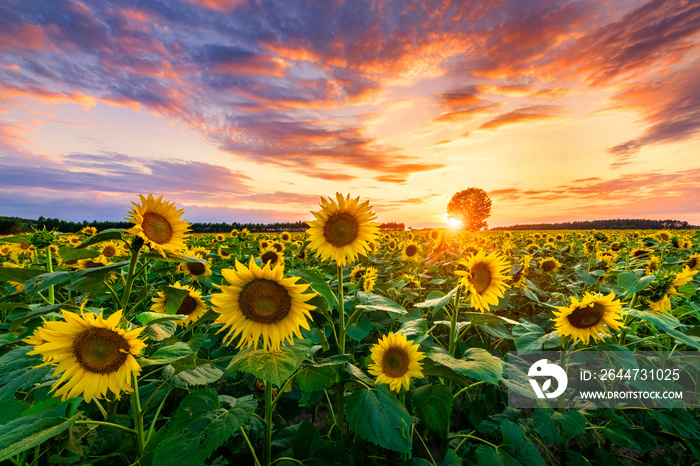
xmin=153 ymin=389 xmax=257 ymax=466
xmin=346 ymin=385 xmax=412 ymax=453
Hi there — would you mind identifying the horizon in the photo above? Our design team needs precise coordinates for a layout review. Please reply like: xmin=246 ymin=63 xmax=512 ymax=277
xmin=1 ymin=0 xmax=699 ymax=228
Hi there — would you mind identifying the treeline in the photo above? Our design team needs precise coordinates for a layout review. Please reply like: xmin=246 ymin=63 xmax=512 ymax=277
xmin=380 ymin=222 xmax=405 ymax=231
xmin=491 ymin=219 xmax=697 ymax=231
xmin=0 ymin=216 xmax=310 ymax=235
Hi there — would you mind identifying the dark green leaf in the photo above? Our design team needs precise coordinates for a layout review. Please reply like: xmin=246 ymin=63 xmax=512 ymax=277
xmin=289 ymin=269 xmax=336 ymax=310
xmin=164 ymin=364 xmax=224 ymax=388
xmin=162 ymin=286 xmax=190 ymax=315
xmin=0 ymin=412 xmax=80 ymax=462
xmin=347 ymin=315 xmax=372 ymax=341
xmin=153 ymin=389 xmax=256 ymax=466
xmin=414 ymin=286 xmax=459 ymax=315
xmin=424 ymin=347 xmax=502 ymax=384
xmin=227 ymin=339 xmax=312 ymax=387
xmin=409 ymin=384 xmax=453 ymax=437
xmin=140 ymin=342 xmax=194 ymax=366
xmin=75 ymin=229 xmax=124 ymax=248
xmin=474 ymin=445 xmax=519 ymax=466
xmin=356 ymin=291 xmax=407 ymax=315
xmin=500 ymin=419 xmax=545 ymax=466
xmin=0 ymin=267 xmax=47 ymax=284
xmin=345 ymin=386 xmax=412 ymax=453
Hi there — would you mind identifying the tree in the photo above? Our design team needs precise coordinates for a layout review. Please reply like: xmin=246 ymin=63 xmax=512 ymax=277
xmin=447 ymin=187 xmax=492 ymax=231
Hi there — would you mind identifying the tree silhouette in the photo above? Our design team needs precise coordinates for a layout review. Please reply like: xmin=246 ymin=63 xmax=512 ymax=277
xmin=447 ymin=188 xmax=492 ymax=231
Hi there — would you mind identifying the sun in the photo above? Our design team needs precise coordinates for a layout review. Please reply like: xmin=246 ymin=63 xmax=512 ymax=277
xmin=445 ymin=215 xmax=462 ymax=229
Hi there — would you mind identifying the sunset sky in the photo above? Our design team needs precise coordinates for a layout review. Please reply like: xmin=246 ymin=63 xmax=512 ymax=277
xmin=1 ymin=0 xmax=699 ymax=229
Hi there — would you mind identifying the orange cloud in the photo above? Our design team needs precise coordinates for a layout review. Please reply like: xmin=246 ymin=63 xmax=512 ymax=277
xmin=479 ymin=105 xmax=562 ymax=130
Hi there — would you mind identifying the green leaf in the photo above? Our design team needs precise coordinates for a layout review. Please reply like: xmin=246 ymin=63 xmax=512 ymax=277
xmin=679 ymin=282 xmax=696 ymax=297
xmin=164 ymin=364 xmax=224 ymax=388
xmin=342 ymin=362 xmax=374 ymax=386
xmin=296 ymin=365 xmax=339 ymax=392
xmin=533 ymin=409 xmax=587 ymax=444
xmin=162 ymin=286 xmax=190 ymax=314
xmin=57 ymin=246 xmax=99 ymax=263
xmin=475 ymin=445 xmax=519 ymax=466
xmin=617 ymin=272 xmax=654 ymax=295
xmin=420 ymin=358 xmax=468 ymax=385
xmin=442 ymin=449 xmax=462 ymax=466
xmin=143 ymin=320 xmax=178 ymax=341
xmin=409 ymin=384 xmax=453 ymax=437
xmin=347 ymin=315 xmax=372 ymax=341
xmin=415 ymin=286 xmax=459 ymax=314
xmin=513 ymin=321 xmax=548 ymax=353
xmin=0 ymin=234 xmax=32 ymax=244
xmin=136 ymin=311 xmax=187 ymax=327
xmin=626 ymin=309 xmax=680 ymax=330
xmin=356 ymin=292 xmax=407 ymax=315
xmin=0 ymin=267 xmax=47 ymax=283
xmin=75 ymin=229 xmax=124 ymax=248
xmin=398 ymin=318 xmax=429 ymax=337
xmin=153 ymin=389 xmax=256 ymax=466
xmin=424 ymin=347 xmax=502 ymax=385
xmin=650 ymin=410 xmax=700 ymax=440
xmin=227 ymin=339 xmax=312 ymax=386
xmin=0 ymin=347 xmax=51 ymax=402
xmin=665 ymin=327 xmax=700 ymax=351
xmin=462 ymin=312 xmax=518 ymax=326
xmin=289 ymin=269 xmax=336 ymax=310
xmin=500 ymin=419 xmax=546 ymax=466
xmin=140 ymin=342 xmax=194 ymax=366
xmin=0 ymin=412 xmax=80 ymax=462
xmin=23 ymin=272 xmax=74 ymax=295
xmin=345 ymin=386 xmax=412 ymax=453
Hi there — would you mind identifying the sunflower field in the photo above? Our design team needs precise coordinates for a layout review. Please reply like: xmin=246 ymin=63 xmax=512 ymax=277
xmin=0 ymin=193 xmax=699 ymax=466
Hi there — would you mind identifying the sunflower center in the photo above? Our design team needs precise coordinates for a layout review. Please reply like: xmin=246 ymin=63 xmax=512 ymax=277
xmin=405 ymin=245 xmax=417 ymax=257
xmin=633 ymin=249 xmax=649 ymax=258
xmin=103 ymin=245 xmax=117 ymax=257
xmin=382 ymin=348 xmax=410 ymax=378
xmin=186 ymin=262 xmax=206 ymax=276
xmin=542 ymin=260 xmax=557 ymax=272
xmin=471 ymin=263 xmax=492 ymax=294
xmin=261 ymin=251 xmax=279 ymax=265
xmin=239 ymin=279 xmax=292 ymax=324
xmin=176 ymin=295 xmax=198 ymax=315
xmin=141 ymin=212 xmax=173 ymax=245
xmin=73 ymin=327 xmax=130 ymax=374
xmin=567 ymin=303 xmax=605 ymax=329
xmin=687 ymin=257 xmax=698 ymax=269
xmin=82 ymin=260 xmax=105 ymax=269
xmin=323 ymin=213 xmax=359 ymax=247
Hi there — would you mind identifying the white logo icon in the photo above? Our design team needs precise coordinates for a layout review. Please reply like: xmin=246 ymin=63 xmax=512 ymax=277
xmin=528 ymin=359 xmax=568 ymax=399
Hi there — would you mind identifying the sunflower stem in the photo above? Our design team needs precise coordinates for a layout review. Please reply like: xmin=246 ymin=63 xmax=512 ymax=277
xmin=45 ymin=246 xmax=54 ymax=305
xmin=240 ymin=426 xmax=262 ymax=466
xmin=93 ymin=398 xmax=108 ymax=420
xmin=264 ymin=381 xmax=274 ymax=466
xmin=448 ymin=287 xmax=462 ymax=357
xmin=337 ymin=264 xmax=346 ymax=354
xmin=121 ymin=244 xmax=141 ymax=310
xmin=75 ymin=420 xmax=136 ymax=435
xmin=145 ymin=389 xmax=171 ymax=444
xmin=130 ymin=374 xmax=146 ymax=458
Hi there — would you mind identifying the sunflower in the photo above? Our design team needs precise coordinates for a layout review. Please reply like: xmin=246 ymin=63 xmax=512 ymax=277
xmin=552 ymin=292 xmax=625 ymax=345
xmin=539 ymin=257 xmax=561 ymax=273
xmin=400 ymin=273 xmax=421 ymax=288
xmin=97 ymin=241 xmax=121 ymax=259
xmin=429 ymin=229 xmax=444 ymax=244
xmin=125 ymin=194 xmax=190 ymax=258
xmin=362 ymin=273 xmax=377 ymax=292
xmin=630 ymin=248 xmax=652 ymax=259
xmin=280 ymin=232 xmax=292 ymax=242
xmin=81 ymin=226 xmax=97 ymax=236
xmin=230 ymin=229 xmax=239 ymax=237
xmin=191 ymin=246 xmax=210 ymax=259
xmin=271 ymin=241 xmax=284 ymax=253
xmin=455 ymin=251 xmax=510 ymax=313
xmin=350 ymin=266 xmax=367 ymax=284
xmin=178 ymin=259 xmax=213 ymax=282
xmin=25 ymin=309 xmax=146 ymax=402
xmin=685 ymin=254 xmax=700 ymax=271
xmin=306 ymin=193 xmax=380 ymax=267
xmin=0 ymin=244 xmax=11 ymax=256
xmin=239 ymin=228 xmax=250 ymax=240
xmin=670 ymin=267 xmax=698 ymax=295
xmin=512 ymin=255 xmax=532 ymax=289
xmin=211 ymin=258 xmax=315 ymax=351
xmin=151 ymin=282 xmax=208 ymax=326
xmin=367 ymin=332 xmax=425 ymax=392
xmin=259 ymin=246 xmax=285 ymax=267
xmin=401 ymin=241 xmax=422 ymax=263
xmin=643 ymin=257 xmax=660 ymax=276
xmin=77 ymin=255 xmax=109 ymax=270
xmin=387 ymin=239 xmax=397 ymax=251
xmin=11 ymin=242 xmax=34 ymax=261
